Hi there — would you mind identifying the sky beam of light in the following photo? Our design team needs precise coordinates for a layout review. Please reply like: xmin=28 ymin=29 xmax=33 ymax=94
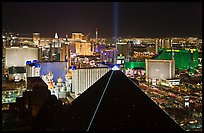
xmin=113 ymin=2 xmax=119 ymax=44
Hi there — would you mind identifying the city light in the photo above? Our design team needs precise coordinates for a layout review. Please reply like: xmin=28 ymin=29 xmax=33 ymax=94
xmin=2 ymin=2 xmax=202 ymax=131
xmin=111 ymin=64 xmax=120 ymax=70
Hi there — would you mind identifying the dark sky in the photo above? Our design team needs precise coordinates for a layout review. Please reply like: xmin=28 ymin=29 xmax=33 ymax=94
xmin=2 ymin=2 xmax=202 ymax=38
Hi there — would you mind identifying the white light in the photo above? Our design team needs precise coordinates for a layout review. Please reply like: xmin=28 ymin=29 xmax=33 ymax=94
xmin=117 ymin=60 xmax=122 ymax=64
xmin=112 ymin=65 xmax=120 ymax=71
xmin=23 ymin=46 xmax=28 ymax=48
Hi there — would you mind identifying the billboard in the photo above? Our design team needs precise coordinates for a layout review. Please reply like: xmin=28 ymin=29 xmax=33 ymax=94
xmin=146 ymin=59 xmax=175 ymax=80
xmin=5 ymin=47 xmax=38 ymax=68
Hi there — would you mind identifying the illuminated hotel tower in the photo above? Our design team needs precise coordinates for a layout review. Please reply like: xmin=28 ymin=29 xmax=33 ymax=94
xmin=62 ymin=35 xmax=71 ymax=68
xmin=33 ymin=32 xmax=40 ymax=46
xmin=52 ymin=33 xmax=61 ymax=61
xmin=155 ymin=39 xmax=159 ymax=54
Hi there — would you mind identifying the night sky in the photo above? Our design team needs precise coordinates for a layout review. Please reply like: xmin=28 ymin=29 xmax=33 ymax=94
xmin=2 ymin=2 xmax=202 ymax=38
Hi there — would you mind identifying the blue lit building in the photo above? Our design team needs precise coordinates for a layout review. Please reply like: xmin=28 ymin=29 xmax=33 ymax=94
xmin=39 ymin=62 xmax=67 ymax=82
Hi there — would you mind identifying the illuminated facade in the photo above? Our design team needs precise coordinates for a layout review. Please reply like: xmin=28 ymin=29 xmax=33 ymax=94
xmin=125 ymin=48 xmax=199 ymax=74
xmin=72 ymin=68 xmax=109 ymax=98
xmin=124 ymin=61 xmax=146 ymax=69
xmin=34 ymin=32 xmax=94 ymax=60
xmin=155 ymin=48 xmax=199 ymax=70
xmin=5 ymin=46 xmax=39 ymax=68
xmin=33 ymin=32 xmax=40 ymax=46
xmin=39 ymin=38 xmax=52 ymax=48
xmin=72 ymin=33 xmax=83 ymax=40
xmin=75 ymin=42 xmax=94 ymax=55
xmin=61 ymin=43 xmax=71 ymax=66
xmin=145 ymin=59 xmax=175 ymax=81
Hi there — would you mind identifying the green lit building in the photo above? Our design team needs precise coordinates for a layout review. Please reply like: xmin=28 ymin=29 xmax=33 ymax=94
xmin=155 ymin=48 xmax=199 ymax=71
xmin=124 ymin=61 xmax=145 ymax=69
xmin=124 ymin=48 xmax=199 ymax=73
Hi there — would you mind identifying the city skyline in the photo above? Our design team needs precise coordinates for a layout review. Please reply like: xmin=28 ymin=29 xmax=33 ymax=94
xmin=2 ymin=2 xmax=202 ymax=130
xmin=2 ymin=2 xmax=202 ymax=38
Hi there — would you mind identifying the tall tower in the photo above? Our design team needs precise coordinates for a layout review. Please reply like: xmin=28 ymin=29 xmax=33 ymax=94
xmin=162 ymin=39 xmax=165 ymax=48
xmin=95 ymin=28 xmax=99 ymax=53
xmin=96 ymin=28 xmax=98 ymax=44
xmin=170 ymin=39 xmax=173 ymax=48
xmin=33 ymin=32 xmax=40 ymax=46
xmin=52 ymin=33 xmax=60 ymax=61
xmin=155 ymin=39 xmax=159 ymax=55
xmin=54 ymin=32 xmax=59 ymax=48
xmin=64 ymin=35 xmax=71 ymax=68
xmin=65 ymin=35 xmax=69 ymax=45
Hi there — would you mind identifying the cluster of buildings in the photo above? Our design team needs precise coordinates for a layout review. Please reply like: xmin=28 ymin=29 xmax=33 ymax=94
xmin=2 ymin=29 xmax=202 ymax=131
xmin=2 ymin=29 xmax=202 ymax=101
